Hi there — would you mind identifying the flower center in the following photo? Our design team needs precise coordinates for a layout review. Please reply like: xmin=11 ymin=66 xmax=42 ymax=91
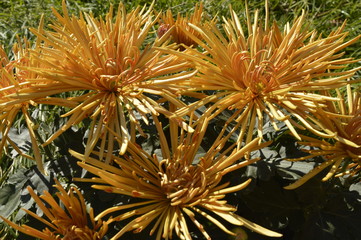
xmin=249 ymin=60 xmax=281 ymax=97
xmin=160 ymin=161 xmax=205 ymax=206
xmin=63 ymin=226 xmax=81 ymax=240
xmin=62 ymin=225 xmax=99 ymax=240
xmin=231 ymin=51 xmax=279 ymax=97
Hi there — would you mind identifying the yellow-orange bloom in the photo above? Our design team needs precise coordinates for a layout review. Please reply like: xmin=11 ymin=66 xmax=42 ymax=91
xmin=0 ymin=43 xmax=35 ymax=159
xmin=0 ymin=36 xmax=52 ymax=172
xmin=157 ymin=3 xmax=206 ymax=49
xmin=71 ymin=113 xmax=281 ymax=239
xmin=1 ymin=179 xmax=110 ymax=240
xmin=285 ymin=84 xmax=361 ymax=189
xmin=1 ymin=1 xmax=195 ymax=163
xmin=162 ymin=4 xmax=360 ymax=148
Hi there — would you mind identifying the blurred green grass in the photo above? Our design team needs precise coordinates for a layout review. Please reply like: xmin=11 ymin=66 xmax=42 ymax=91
xmin=1 ymin=0 xmax=361 ymax=52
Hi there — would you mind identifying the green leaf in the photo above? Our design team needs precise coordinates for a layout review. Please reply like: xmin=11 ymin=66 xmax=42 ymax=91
xmin=0 ymin=185 xmax=15 ymax=205
xmin=0 ymin=166 xmax=54 ymax=222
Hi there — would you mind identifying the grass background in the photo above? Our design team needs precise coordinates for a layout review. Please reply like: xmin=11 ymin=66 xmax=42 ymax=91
xmin=1 ymin=0 xmax=361 ymax=56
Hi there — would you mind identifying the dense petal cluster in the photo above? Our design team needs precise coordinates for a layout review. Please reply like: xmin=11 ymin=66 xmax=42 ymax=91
xmin=0 ymin=38 xmax=49 ymax=171
xmin=71 ymin=114 xmax=281 ymax=239
xmin=285 ymin=84 xmax=361 ymax=189
xmin=164 ymin=6 xmax=360 ymax=148
xmin=1 ymin=1 xmax=195 ymax=163
xmin=157 ymin=3 xmax=206 ymax=49
xmin=1 ymin=179 xmax=110 ymax=240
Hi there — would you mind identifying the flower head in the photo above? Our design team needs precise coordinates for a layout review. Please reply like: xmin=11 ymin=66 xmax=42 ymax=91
xmin=157 ymin=3 xmax=206 ymax=49
xmin=0 ymin=37 xmax=46 ymax=171
xmin=163 ymin=4 xmax=360 ymax=148
xmin=284 ymin=84 xmax=361 ymax=189
xmin=71 ymin=113 xmax=281 ymax=239
xmin=1 ymin=179 xmax=110 ymax=240
xmin=2 ymin=1 xmax=195 ymax=163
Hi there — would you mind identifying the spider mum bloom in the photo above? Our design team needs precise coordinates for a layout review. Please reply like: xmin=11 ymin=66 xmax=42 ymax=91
xmin=285 ymin=84 xmax=361 ymax=189
xmin=0 ymin=44 xmax=38 ymax=161
xmin=0 ymin=33 xmax=76 ymax=172
xmin=71 ymin=114 xmax=281 ymax=239
xmin=163 ymin=3 xmax=361 ymax=147
xmin=4 ymin=1 xmax=195 ymax=163
xmin=1 ymin=179 xmax=110 ymax=240
xmin=157 ymin=3 xmax=206 ymax=49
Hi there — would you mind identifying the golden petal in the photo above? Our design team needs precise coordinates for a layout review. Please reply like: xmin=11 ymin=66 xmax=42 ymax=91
xmin=284 ymin=158 xmax=338 ymax=190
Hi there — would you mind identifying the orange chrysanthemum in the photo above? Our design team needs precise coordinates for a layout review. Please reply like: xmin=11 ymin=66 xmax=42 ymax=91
xmin=71 ymin=113 xmax=281 ymax=240
xmin=1 ymin=179 xmax=110 ymax=240
xmin=157 ymin=3 xmax=206 ymax=49
xmin=0 ymin=34 xmax=75 ymax=172
xmin=162 ymin=4 xmax=360 ymax=148
xmin=285 ymin=84 xmax=361 ymax=189
xmin=0 ymin=43 xmax=38 ymax=161
xmin=1 ymin=1 xmax=195 ymax=164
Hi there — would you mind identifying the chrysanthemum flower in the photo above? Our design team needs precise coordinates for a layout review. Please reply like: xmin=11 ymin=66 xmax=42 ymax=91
xmin=71 ymin=113 xmax=281 ymax=239
xmin=2 ymin=0 xmax=195 ymax=163
xmin=0 ymin=25 xmax=78 ymax=172
xmin=0 ymin=35 xmax=53 ymax=172
xmin=284 ymin=84 xmax=361 ymax=189
xmin=0 ymin=44 xmax=35 ymax=159
xmin=162 ymin=3 xmax=360 ymax=148
xmin=1 ymin=179 xmax=110 ymax=240
xmin=157 ymin=3 xmax=207 ymax=49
